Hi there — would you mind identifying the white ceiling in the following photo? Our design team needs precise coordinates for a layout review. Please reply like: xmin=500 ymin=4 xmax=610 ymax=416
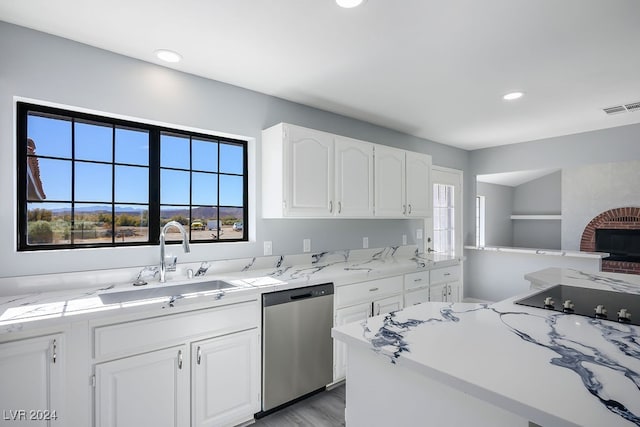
xmin=477 ymin=168 xmax=560 ymax=187
xmin=2 ymin=0 xmax=640 ymax=150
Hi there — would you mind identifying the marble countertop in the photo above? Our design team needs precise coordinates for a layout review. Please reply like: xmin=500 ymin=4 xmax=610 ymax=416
xmin=333 ymin=272 xmax=640 ymax=427
xmin=464 ymin=245 xmax=609 ymax=259
xmin=525 ymin=267 xmax=640 ymax=294
xmin=0 ymin=246 xmax=460 ymax=334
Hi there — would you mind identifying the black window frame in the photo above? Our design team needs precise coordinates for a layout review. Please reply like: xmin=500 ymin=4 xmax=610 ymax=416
xmin=17 ymin=102 xmax=249 ymax=251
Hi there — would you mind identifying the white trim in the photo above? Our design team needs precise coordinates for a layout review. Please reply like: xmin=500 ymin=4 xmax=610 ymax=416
xmin=510 ymin=215 xmax=562 ymax=220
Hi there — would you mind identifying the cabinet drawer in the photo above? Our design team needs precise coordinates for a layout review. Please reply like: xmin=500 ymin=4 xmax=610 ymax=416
xmin=94 ymin=300 xmax=258 ymax=360
xmin=404 ymin=288 xmax=430 ymax=306
xmin=430 ymin=265 xmax=460 ymax=285
xmin=404 ymin=271 xmax=429 ymax=291
xmin=336 ymin=276 xmax=403 ymax=308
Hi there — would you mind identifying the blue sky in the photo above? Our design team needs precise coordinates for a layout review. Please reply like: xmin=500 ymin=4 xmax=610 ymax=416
xmin=27 ymin=114 xmax=244 ymax=210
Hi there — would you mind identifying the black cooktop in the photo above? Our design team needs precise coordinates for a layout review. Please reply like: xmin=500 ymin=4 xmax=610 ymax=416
xmin=515 ymin=285 xmax=639 ymax=327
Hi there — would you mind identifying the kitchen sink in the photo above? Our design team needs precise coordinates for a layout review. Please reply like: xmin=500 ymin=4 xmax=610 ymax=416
xmin=99 ymin=280 xmax=236 ymax=305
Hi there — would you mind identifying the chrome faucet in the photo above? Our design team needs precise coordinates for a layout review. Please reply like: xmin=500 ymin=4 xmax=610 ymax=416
xmin=159 ymin=221 xmax=191 ymax=283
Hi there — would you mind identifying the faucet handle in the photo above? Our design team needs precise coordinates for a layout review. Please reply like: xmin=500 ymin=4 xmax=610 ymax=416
xmin=164 ymin=255 xmax=178 ymax=272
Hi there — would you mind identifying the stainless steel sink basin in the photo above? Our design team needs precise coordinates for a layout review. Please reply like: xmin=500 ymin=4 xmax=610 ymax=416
xmin=99 ymin=280 xmax=236 ymax=305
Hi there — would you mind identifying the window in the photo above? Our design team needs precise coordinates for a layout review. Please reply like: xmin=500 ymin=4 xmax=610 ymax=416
xmin=475 ymin=195 xmax=486 ymax=247
xmin=433 ymin=183 xmax=455 ymax=255
xmin=17 ymin=102 xmax=248 ymax=251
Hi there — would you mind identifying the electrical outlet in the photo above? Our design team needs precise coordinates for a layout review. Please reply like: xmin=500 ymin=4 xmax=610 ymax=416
xmin=402 ymin=234 xmax=407 ymax=245
xmin=303 ymin=238 xmax=311 ymax=253
xmin=263 ymin=241 xmax=272 ymax=256
xmin=416 ymin=229 xmax=423 ymax=240
xmin=363 ymin=237 xmax=369 ymax=249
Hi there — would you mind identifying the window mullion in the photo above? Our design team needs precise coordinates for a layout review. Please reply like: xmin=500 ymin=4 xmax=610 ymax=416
xmin=149 ymin=128 xmax=161 ymax=244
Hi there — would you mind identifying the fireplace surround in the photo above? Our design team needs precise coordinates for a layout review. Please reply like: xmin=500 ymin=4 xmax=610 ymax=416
xmin=580 ymin=207 xmax=640 ymax=274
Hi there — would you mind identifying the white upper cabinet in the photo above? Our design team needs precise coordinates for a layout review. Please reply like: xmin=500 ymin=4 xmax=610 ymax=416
xmin=405 ymin=151 xmax=432 ymax=217
xmin=374 ymin=146 xmax=432 ymax=218
xmin=284 ymin=125 xmax=334 ymax=216
xmin=262 ymin=123 xmax=430 ymax=219
xmin=373 ymin=145 xmax=406 ymax=217
xmin=334 ymin=136 xmax=374 ymax=217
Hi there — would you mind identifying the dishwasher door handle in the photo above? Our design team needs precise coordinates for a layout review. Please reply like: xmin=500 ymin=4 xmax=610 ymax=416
xmin=290 ymin=292 xmax=313 ymax=301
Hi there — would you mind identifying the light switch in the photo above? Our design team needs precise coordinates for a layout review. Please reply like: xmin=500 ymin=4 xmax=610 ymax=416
xmin=363 ymin=237 xmax=369 ymax=249
xmin=264 ymin=241 xmax=272 ymax=256
xmin=303 ymin=238 xmax=311 ymax=253
xmin=402 ymin=234 xmax=407 ymax=245
xmin=416 ymin=229 xmax=423 ymax=240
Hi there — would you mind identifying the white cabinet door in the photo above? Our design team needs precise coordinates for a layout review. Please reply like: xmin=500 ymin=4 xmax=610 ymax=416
xmin=95 ymin=345 xmax=189 ymax=427
xmin=284 ymin=125 xmax=334 ymax=216
xmin=429 ymin=282 xmax=460 ymax=302
xmin=373 ymin=294 xmax=403 ymax=317
xmin=334 ymin=302 xmax=371 ymax=381
xmin=429 ymin=283 xmax=448 ymax=302
xmin=374 ymin=145 xmax=406 ymax=217
xmin=334 ymin=136 xmax=374 ymax=217
xmin=192 ymin=330 xmax=259 ymax=427
xmin=0 ymin=334 xmax=64 ymax=427
xmin=446 ymin=281 xmax=461 ymax=303
xmin=405 ymin=151 xmax=432 ymax=217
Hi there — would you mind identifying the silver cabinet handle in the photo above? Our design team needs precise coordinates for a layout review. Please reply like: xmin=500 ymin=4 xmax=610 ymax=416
xmin=408 ymin=204 xmax=412 ymax=214
xmin=338 ymin=201 xmax=342 ymax=214
xmin=403 ymin=204 xmax=407 ymax=214
xmin=178 ymin=350 xmax=183 ymax=369
xmin=444 ymin=272 xmax=451 ymax=276
xmin=197 ymin=346 xmax=202 ymax=365
xmin=329 ymin=201 xmax=333 ymax=213
xmin=369 ymin=287 xmax=379 ymax=292
xmin=52 ymin=339 xmax=57 ymax=364
xmin=413 ymin=278 xmax=423 ymax=282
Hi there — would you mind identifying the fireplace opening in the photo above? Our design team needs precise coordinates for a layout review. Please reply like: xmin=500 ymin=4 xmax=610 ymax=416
xmin=595 ymin=229 xmax=640 ymax=262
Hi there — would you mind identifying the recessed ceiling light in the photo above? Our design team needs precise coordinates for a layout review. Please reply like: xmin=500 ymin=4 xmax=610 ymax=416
xmin=336 ymin=0 xmax=365 ymax=8
xmin=155 ymin=49 xmax=182 ymax=63
xmin=503 ymin=92 xmax=524 ymax=101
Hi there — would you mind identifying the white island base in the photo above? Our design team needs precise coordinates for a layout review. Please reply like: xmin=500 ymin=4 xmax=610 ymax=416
xmin=346 ymin=344 xmax=537 ymax=427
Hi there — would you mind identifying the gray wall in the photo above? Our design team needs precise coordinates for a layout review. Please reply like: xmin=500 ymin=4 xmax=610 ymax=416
xmin=0 ymin=22 xmax=469 ymax=278
xmin=512 ymin=171 xmax=561 ymax=249
xmin=512 ymin=171 xmax=561 ymax=215
xmin=465 ymin=123 xmax=640 ymax=249
xmin=562 ymin=160 xmax=640 ymax=250
xmin=467 ymin=122 xmax=640 ymax=301
xmin=476 ymin=182 xmax=513 ymax=246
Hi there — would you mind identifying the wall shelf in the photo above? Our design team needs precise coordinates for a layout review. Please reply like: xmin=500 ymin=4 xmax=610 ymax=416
xmin=510 ymin=215 xmax=562 ymax=220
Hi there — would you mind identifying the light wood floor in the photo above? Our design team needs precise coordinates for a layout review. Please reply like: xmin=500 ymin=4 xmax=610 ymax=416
xmin=253 ymin=385 xmax=346 ymax=427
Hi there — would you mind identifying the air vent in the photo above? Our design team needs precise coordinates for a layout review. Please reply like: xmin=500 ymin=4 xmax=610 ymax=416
xmin=603 ymin=101 xmax=640 ymax=115
xmin=624 ymin=102 xmax=640 ymax=112
xmin=603 ymin=105 xmax=626 ymax=115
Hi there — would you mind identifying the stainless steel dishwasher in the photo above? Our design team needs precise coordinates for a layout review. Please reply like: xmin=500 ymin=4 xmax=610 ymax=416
xmin=261 ymin=283 xmax=334 ymax=414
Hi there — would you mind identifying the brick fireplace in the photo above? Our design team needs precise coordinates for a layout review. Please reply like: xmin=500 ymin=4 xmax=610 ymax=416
xmin=580 ymin=207 xmax=640 ymax=274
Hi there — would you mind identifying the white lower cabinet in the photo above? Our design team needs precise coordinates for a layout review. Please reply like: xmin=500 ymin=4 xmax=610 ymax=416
xmin=333 ymin=277 xmax=404 ymax=382
xmin=93 ymin=301 xmax=259 ymax=427
xmin=429 ymin=265 xmax=462 ymax=303
xmin=0 ymin=334 xmax=65 ymax=427
xmin=429 ymin=281 xmax=461 ymax=303
xmin=334 ymin=302 xmax=372 ymax=381
xmin=191 ymin=330 xmax=258 ymax=427
xmin=404 ymin=288 xmax=430 ymax=306
xmin=95 ymin=346 xmax=189 ymax=427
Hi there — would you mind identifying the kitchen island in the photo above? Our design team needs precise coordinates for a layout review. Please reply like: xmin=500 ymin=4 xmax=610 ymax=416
xmin=333 ymin=284 xmax=640 ymax=426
